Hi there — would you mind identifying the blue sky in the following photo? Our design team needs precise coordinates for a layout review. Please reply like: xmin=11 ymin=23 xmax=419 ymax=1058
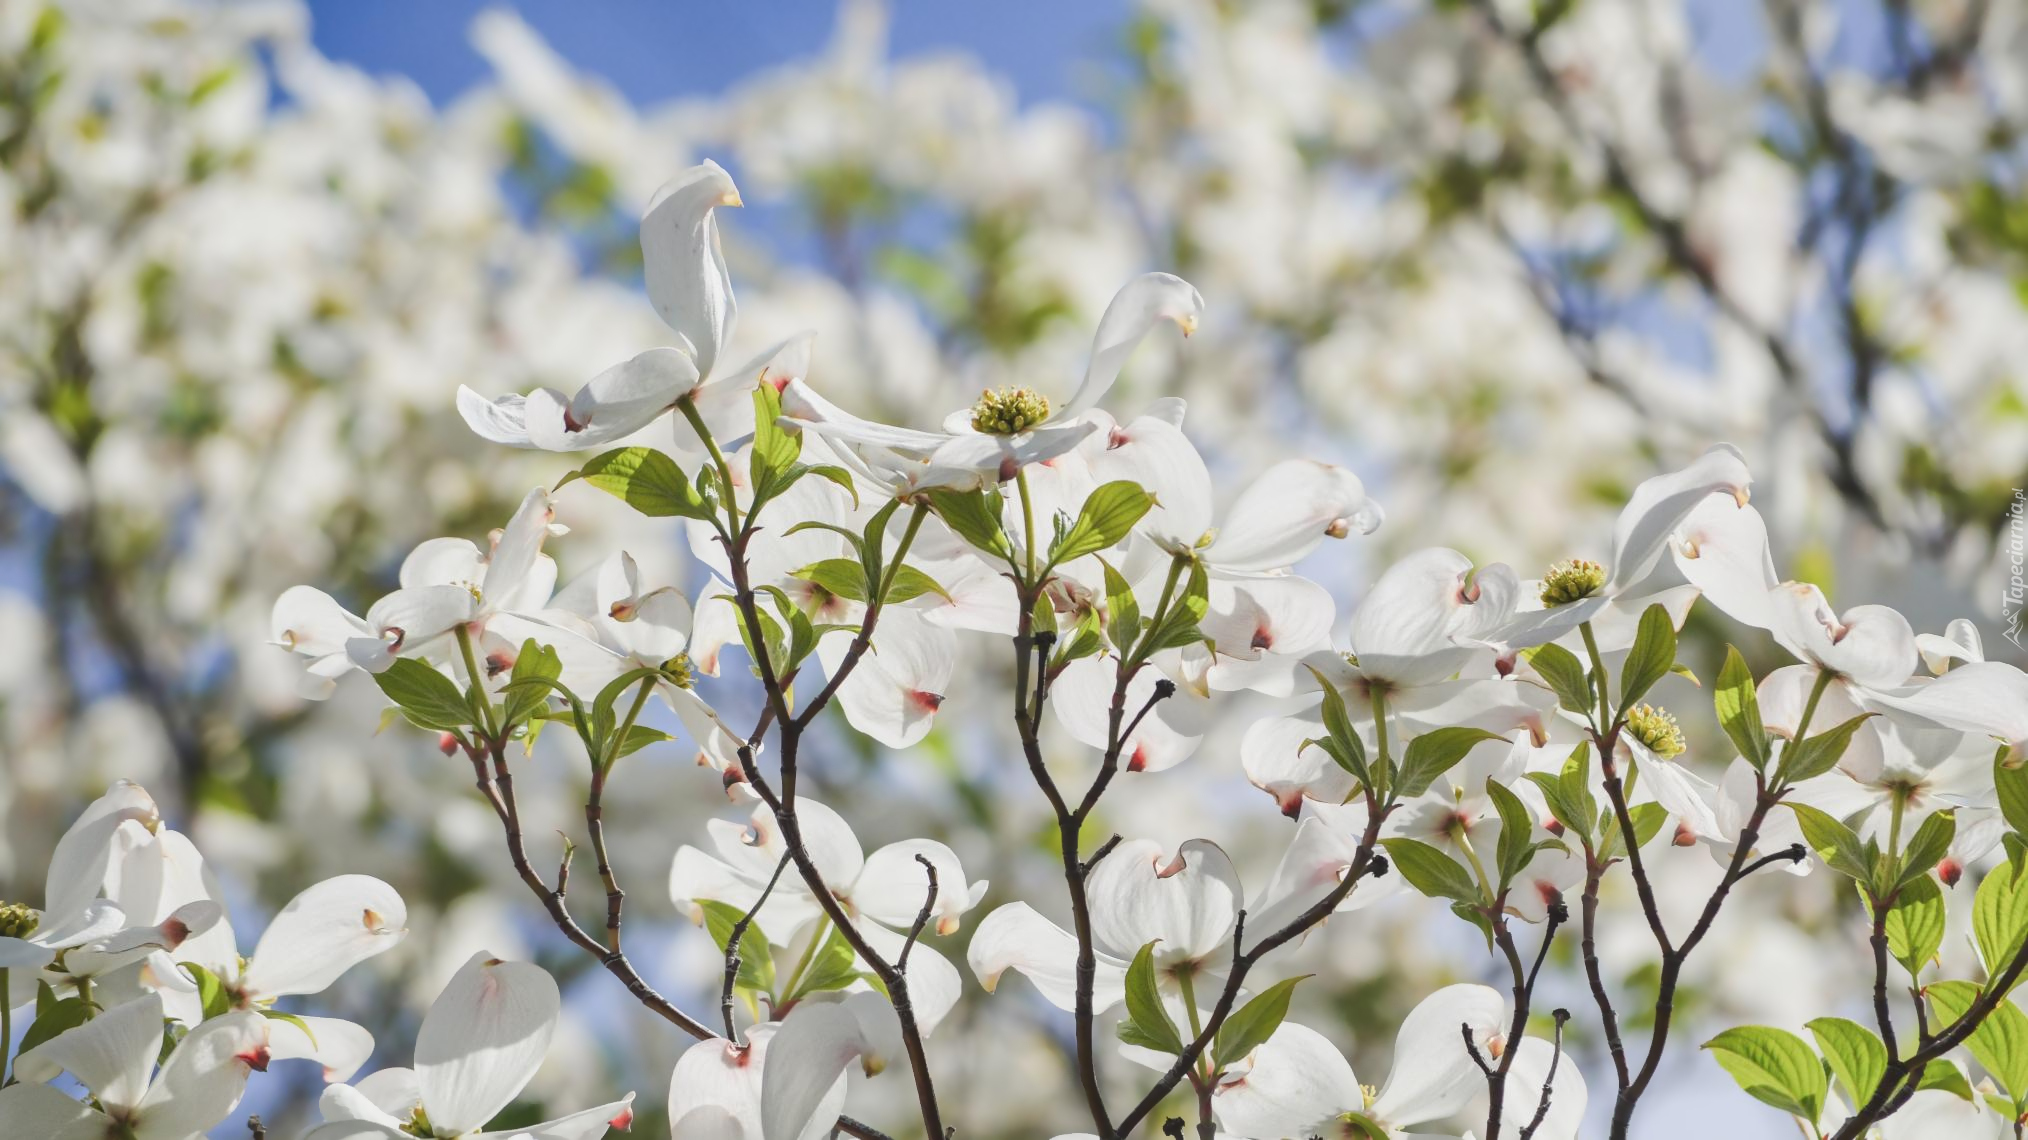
xmin=305 ymin=0 xmax=1129 ymax=108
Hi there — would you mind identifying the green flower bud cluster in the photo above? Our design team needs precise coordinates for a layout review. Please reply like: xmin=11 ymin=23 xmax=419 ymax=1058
xmin=1626 ymin=703 xmax=1686 ymax=759
xmin=969 ymin=386 xmax=1050 ymax=435
xmin=0 ymin=901 xmax=39 ymax=938
xmin=1539 ymin=559 xmax=1607 ymax=607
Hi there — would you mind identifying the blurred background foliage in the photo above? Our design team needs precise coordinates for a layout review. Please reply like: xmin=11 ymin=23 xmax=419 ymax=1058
xmin=0 ymin=0 xmax=2024 ymax=1135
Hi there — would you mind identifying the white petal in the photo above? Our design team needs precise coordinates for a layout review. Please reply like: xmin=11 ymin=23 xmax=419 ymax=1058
xmin=1874 ymin=661 xmax=2028 ymax=754
xmin=1370 ymin=983 xmax=1505 ymax=1127
xmin=457 ymin=386 xmax=535 ymax=448
xmin=1051 ymin=655 xmax=1206 ymax=773
xmin=481 ymin=490 xmax=557 ymax=612
xmin=244 ymin=875 xmax=407 ymax=999
xmin=1205 ymin=460 xmax=1381 ymax=572
xmin=135 ymin=1010 xmax=269 ymax=1140
xmin=555 ymin=347 xmax=701 ymax=446
xmin=400 ymin=538 xmax=485 ymax=591
xmin=1087 ymin=838 xmax=1240 ymax=967
xmin=328 ymin=1067 xmax=422 ymax=1122
xmin=760 ymin=1003 xmax=866 ymax=1140
xmin=45 ymin=781 xmax=159 ymax=922
xmin=852 ymin=839 xmax=977 ymax=933
xmin=359 ymin=586 xmax=476 ymax=663
xmin=303 ymin=1126 xmax=409 ymax=1140
xmin=966 ymin=901 xmax=1126 ymax=1013
xmin=642 ymin=161 xmax=739 ymax=379
xmin=1348 ymin=549 xmax=1478 ymax=687
xmin=854 ymin=920 xmax=963 ymax=1033
xmin=272 ymin=586 xmax=372 ymax=657
xmin=470 ymin=1094 xmax=637 ymax=1140
xmin=1240 ymin=715 xmax=1348 ymax=816
xmin=16 ymin=991 xmax=164 ymax=1111
xmin=1062 ymin=272 xmax=1205 ymax=418
xmin=1609 ymin=443 xmax=1751 ymax=591
xmin=1768 ymin=585 xmax=1917 ymax=691
xmin=818 ymin=611 xmax=955 ymax=749
xmin=1670 ymin=495 xmax=1779 ymax=630
xmin=0 ymin=1081 xmax=105 ymax=1140
xmin=1211 ymin=1021 xmax=1360 ymax=1138
xmin=1088 ymin=415 xmax=1213 ymax=547
xmin=927 ymin=423 xmax=1095 ymax=482
xmin=268 ymin=1015 xmax=376 ymax=1083
xmin=666 ymin=1032 xmax=771 ymax=1140
xmin=415 ymin=952 xmax=560 ymax=1136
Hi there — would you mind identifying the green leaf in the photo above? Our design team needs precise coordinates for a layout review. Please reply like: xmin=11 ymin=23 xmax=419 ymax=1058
xmin=882 ymin=565 xmax=950 ymax=605
xmin=502 ymin=640 xmax=563 ymax=727
xmin=1050 ymin=607 xmax=1106 ymax=671
xmin=1778 ymin=713 xmax=1877 ymax=785
xmin=700 ymin=900 xmax=776 ymax=996
xmin=1306 ymin=666 xmax=1368 ymax=790
xmin=1101 ymin=558 xmax=1141 ymax=650
xmin=1214 ymin=975 xmax=1310 ymax=1070
xmin=1381 ymin=838 xmax=1483 ymax=905
xmin=1914 ymin=1059 xmax=1976 ymax=1100
xmin=793 ymin=558 xmax=870 ymax=603
xmin=927 ymin=486 xmax=1012 ymax=560
xmin=1976 ymin=861 xmax=2028 ymax=982
xmin=1790 ymin=803 xmax=1871 ymax=883
xmin=1896 ymin=810 xmax=1956 ymax=892
xmin=1600 ymin=801 xmax=1668 ymax=862
xmin=1807 ymin=1017 xmax=1886 ymax=1109
xmin=1051 ymin=481 xmax=1157 ymax=567
xmin=1395 ymin=727 xmax=1507 ymax=799
xmin=612 ymin=724 xmax=674 ymax=759
xmin=568 ymin=447 xmax=712 ymax=520
xmin=1703 ymin=1025 xmax=1828 ymax=1122
xmin=1884 ymin=875 xmax=1946 ymax=976
xmin=748 ymin=385 xmax=802 ymax=500
xmin=180 ymin=962 xmax=233 ymax=1020
xmin=1617 ymin=604 xmax=1677 ymax=714
xmin=1528 ymin=643 xmax=1594 ymax=717
xmin=16 ymin=984 xmax=89 ymax=1054
xmin=787 ymin=923 xmax=862 ymax=1000
xmin=803 ymin=463 xmax=860 ymax=507
xmin=1118 ymin=941 xmax=1184 ymax=1055
xmin=1140 ymin=560 xmax=1210 ymax=655
xmin=1526 ymin=741 xmax=1598 ymax=846
xmin=1998 ymin=751 xmax=2028 ymax=838
xmin=1714 ymin=645 xmax=1770 ymax=771
xmin=372 ymin=658 xmax=473 ymax=732
xmin=1928 ymin=980 xmax=2028 ymax=1101
xmin=1488 ymin=779 xmax=1539 ymax=886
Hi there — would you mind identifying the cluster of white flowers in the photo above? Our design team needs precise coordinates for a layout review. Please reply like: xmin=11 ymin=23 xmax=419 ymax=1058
xmin=6 ymin=1 xmax=2028 ymax=1138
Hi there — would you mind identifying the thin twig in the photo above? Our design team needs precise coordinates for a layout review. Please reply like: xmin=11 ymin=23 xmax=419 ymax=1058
xmin=723 ymin=852 xmax=794 ymax=1045
xmin=1518 ymin=1009 xmax=1573 ymax=1140
xmin=896 ymin=854 xmax=940 ymax=975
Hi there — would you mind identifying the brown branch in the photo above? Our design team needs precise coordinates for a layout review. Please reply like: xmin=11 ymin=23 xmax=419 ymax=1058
xmin=723 ymin=852 xmax=793 ymax=1045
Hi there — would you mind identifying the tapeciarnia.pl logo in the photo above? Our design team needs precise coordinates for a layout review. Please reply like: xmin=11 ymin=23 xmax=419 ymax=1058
xmin=2006 ymin=488 xmax=2026 ymax=651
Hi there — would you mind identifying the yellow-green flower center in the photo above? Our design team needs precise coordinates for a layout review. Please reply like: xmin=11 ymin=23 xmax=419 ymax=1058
xmin=400 ymin=1105 xmax=436 ymax=1138
xmin=0 ymin=902 xmax=38 ymax=939
xmin=662 ymin=652 xmax=697 ymax=690
xmin=1540 ymin=559 xmax=1607 ymax=606
xmin=969 ymin=386 xmax=1050 ymax=435
xmin=1627 ymin=703 xmax=1686 ymax=758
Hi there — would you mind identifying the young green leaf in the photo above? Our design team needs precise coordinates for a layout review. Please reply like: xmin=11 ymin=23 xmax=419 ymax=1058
xmin=1617 ymin=604 xmax=1678 ymax=714
xmin=1702 ymin=1025 xmax=1828 ymax=1122
xmin=1527 ymin=643 xmax=1594 ymax=717
xmin=568 ymin=447 xmax=713 ymax=520
xmin=373 ymin=658 xmax=475 ymax=732
xmin=1488 ymin=779 xmax=1539 ymax=886
xmin=1118 ymin=941 xmax=1185 ymax=1055
xmin=1050 ymin=481 xmax=1156 ymax=566
xmin=1714 ymin=645 xmax=1770 ymax=770
xmin=1882 ymin=875 xmax=1946 ymax=977
xmin=1927 ymin=980 xmax=2028 ymax=1102
xmin=927 ymin=487 xmax=1012 ymax=560
xmin=1806 ymin=1017 xmax=1886 ymax=1109
xmin=1214 ymin=975 xmax=1310 ymax=1070
xmin=793 ymin=558 xmax=871 ymax=603
xmin=1395 ymin=728 xmax=1506 ymax=799
xmin=1101 ymin=558 xmax=1141 ymax=650
xmin=1381 ymin=838 xmax=1483 ymax=905
xmin=1998 ymin=751 xmax=2028 ymax=838
xmin=1895 ymin=809 xmax=1956 ymax=893
xmin=1789 ymin=803 xmax=1871 ymax=884
xmin=787 ymin=924 xmax=863 ymax=1000
xmin=1975 ymin=861 xmax=2028 ymax=983
xmin=700 ymin=900 xmax=776 ymax=996
xmin=1777 ymin=713 xmax=1876 ymax=785
xmin=882 ymin=565 xmax=951 ymax=605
